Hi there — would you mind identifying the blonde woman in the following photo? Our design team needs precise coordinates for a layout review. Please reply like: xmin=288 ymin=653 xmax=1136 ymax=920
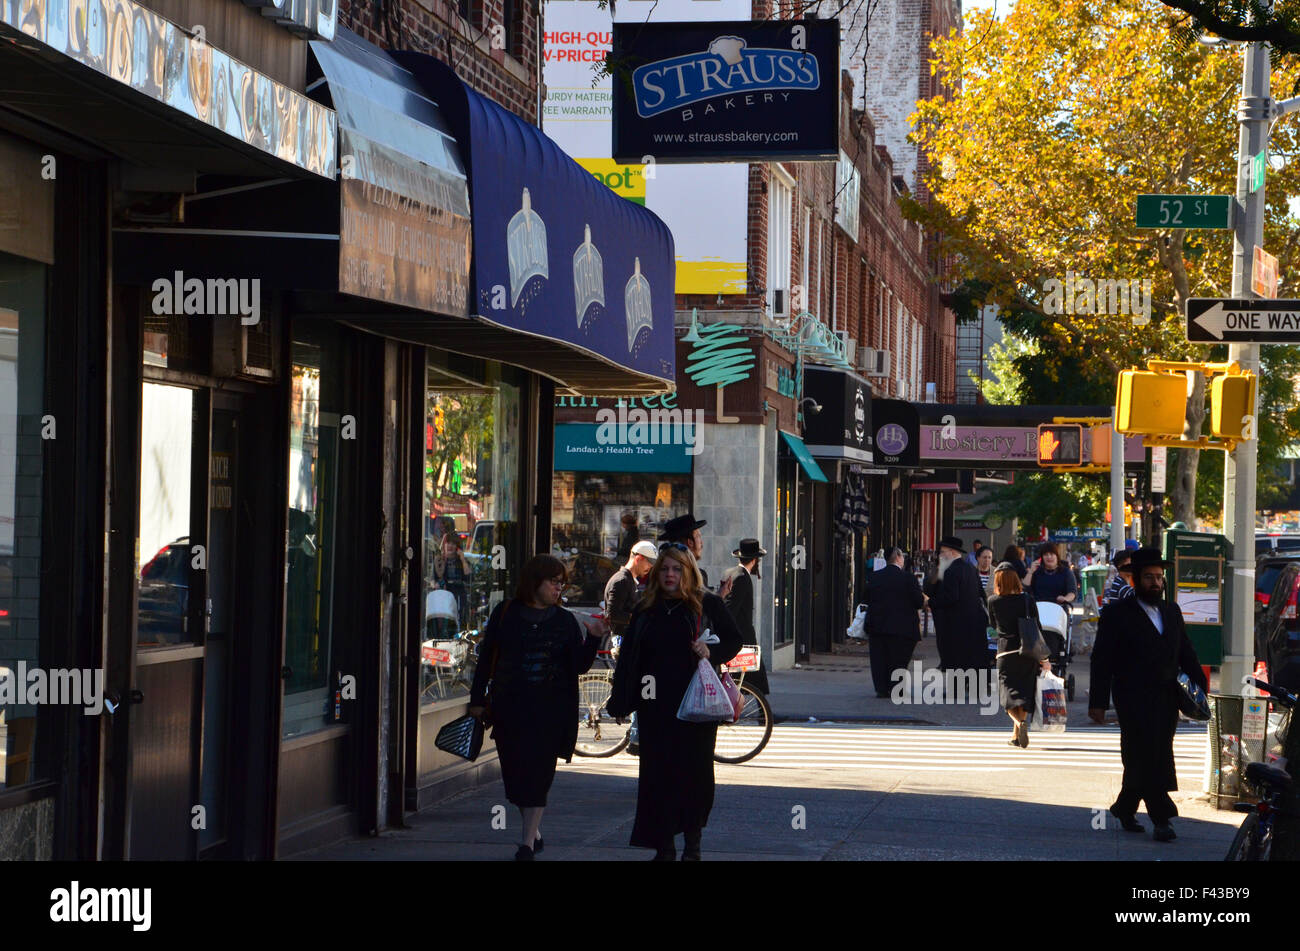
xmin=988 ymin=563 xmax=1052 ymax=748
xmin=621 ymin=543 xmax=742 ymax=860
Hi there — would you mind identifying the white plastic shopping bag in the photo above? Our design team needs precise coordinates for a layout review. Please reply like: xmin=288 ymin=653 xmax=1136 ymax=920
xmin=1032 ymin=671 xmax=1068 ymax=733
xmin=677 ymin=658 xmax=736 ymax=722
xmin=846 ymin=604 xmax=867 ymax=640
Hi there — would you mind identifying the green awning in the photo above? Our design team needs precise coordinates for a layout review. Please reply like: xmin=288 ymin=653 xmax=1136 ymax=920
xmin=780 ymin=431 xmax=829 ymax=482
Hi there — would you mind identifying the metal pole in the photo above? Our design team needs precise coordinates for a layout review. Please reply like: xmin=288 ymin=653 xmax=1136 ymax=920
xmin=1221 ymin=40 xmax=1269 ymax=696
xmin=1111 ymin=408 xmax=1125 ymax=555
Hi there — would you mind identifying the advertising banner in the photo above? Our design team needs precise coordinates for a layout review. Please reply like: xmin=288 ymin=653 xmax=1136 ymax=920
xmin=610 ymin=18 xmax=840 ymax=163
xmin=543 ymin=0 xmax=749 ymax=294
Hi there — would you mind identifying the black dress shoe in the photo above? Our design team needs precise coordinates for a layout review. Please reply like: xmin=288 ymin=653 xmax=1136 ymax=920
xmin=681 ymin=831 xmax=702 ymax=861
xmin=514 ymin=844 xmax=535 ymax=861
xmin=1109 ymin=806 xmax=1143 ymax=833
xmin=1153 ymin=823 xmax=1177 ymax=842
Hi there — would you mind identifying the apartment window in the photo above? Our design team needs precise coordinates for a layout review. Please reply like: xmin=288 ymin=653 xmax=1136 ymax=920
xmin=768 ymin=167 xmax=794 ymax=315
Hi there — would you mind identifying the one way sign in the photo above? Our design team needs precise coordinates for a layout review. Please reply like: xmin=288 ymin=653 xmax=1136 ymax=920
xmin=1186 ymin=298 xmax=1300 ymax=343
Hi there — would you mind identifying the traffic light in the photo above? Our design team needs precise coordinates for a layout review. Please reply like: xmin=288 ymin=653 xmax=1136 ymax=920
xmin=1116 ymin=370 xmax=1187 ymax=435
xmin=1090 ymin=424 xmax=1112 ymax=467
xmin=1105 ymin=497 xmax=1134 ymax=526
xmin=1209 ymin=372 xmax=1257 ymax=440
xmin=1037 ymin=424 xmax=1083 ymax=466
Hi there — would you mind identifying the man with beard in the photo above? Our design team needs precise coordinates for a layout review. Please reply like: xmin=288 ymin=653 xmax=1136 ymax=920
xmin=924 ymin=536 xmax=989 ymax=672
xmin=1089 ymin=547 xmax=1207 ymax=842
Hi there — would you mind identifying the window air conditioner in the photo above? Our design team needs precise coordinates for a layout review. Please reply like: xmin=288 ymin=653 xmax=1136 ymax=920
xmin=864 ymin=348 xmax=890 ymax=377
xmin=835 ymin=330 xmax=854 ymax=365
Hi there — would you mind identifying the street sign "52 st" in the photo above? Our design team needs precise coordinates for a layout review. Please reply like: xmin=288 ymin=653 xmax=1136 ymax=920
xmin=1135 ymin=195 xmax=1233 ymax=230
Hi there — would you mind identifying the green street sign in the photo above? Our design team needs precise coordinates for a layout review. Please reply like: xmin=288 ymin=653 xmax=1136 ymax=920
xmin=1251 ymin=149 xmax=1267 ymax=192
xmin=1135 ymin=194 xmax=1233 ymax=230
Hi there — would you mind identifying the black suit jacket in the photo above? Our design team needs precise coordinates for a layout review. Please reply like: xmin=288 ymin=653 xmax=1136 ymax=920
xmin=865 ymin=563 xmax=925 ymax=639
xmin=721 ymin=565 xmax=755 ymax=641
xmin=1090 ymin=595 xmax=1207 ymax=716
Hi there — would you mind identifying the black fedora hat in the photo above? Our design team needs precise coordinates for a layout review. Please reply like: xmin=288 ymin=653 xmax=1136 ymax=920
xmin=659 ymin=513 xmax=706 ymax=542
xmin=732 ymin=538 xmax=767 ymax=560
xmin=938 ymin=535 xmax=966 ymax=554
xmin=1128 ymin=547 xmax=1170 ymax=573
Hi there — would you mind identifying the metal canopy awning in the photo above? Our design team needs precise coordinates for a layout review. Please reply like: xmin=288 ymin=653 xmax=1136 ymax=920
xmin=0 ymin=1 xmax=335 ymax=180
xmin=392 ymin=52 xmax=676 ymax=394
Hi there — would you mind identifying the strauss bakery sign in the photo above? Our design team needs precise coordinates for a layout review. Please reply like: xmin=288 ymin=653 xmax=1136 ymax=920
xmin=240 ymin=0 xmax=337 ymax=41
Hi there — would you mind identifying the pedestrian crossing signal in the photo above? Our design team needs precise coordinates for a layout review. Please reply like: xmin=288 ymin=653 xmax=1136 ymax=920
xmin=1037 ymin=424 xmax=1083 ymax=466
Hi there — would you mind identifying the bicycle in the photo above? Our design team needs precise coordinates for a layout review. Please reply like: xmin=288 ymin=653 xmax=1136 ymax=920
xmin=714 ymin=645 xmax=774 ymax=764
xmin=572 ymin=642 xmax=774 ymax=763
xmin=1225 ymin=677 xmax=1295 ymax=861
xmin=574 ymin=646 xmax=633 ymax=757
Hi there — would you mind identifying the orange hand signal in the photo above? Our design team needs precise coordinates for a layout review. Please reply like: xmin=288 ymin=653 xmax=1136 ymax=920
xmin=1039 ymin=429 xmax=1061 ymax=461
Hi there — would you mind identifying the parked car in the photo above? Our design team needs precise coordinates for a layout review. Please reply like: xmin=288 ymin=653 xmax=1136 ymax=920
xmin=1255 ymin=554 xmax=1300 ymax=690
xmin=1256 ymin=533 xmax=1300 ymax=556
xmin=1256 ymin=551 xmax=1300 ymax=611
xmin=138 ymin=536 xmax=191 ymax=644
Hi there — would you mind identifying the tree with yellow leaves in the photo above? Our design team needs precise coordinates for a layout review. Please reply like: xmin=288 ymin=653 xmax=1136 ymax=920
xmin=908 ymin=0 xmax=1300 ymax=524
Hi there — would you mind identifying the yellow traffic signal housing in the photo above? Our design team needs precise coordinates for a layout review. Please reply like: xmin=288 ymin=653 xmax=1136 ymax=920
xmin=1105 ymin=497 xmax=1134 ymax=527
xmin=1210 ymin=373 xmax=1257 ymax=440
xmin=1116 ymin=370 xmax=1186 ymax=435
xmin=1037 ymin=424 xmax=1083 ymax=466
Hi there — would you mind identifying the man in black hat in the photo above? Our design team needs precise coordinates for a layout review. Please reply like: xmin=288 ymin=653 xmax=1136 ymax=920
xmin=1089 ymin=547 xmax=1207 ymax=843
xmin=721 ymin=539 xmax=765 ymax=646
xmin=924 ymin=536 xmax=989 ymax=672
xmin=660 ymin=513 xmax=710 ymax=589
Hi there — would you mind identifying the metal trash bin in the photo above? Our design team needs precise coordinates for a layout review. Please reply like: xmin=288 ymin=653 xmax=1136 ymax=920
xmin=1208 ymin=694 xmax=1244 ymax=809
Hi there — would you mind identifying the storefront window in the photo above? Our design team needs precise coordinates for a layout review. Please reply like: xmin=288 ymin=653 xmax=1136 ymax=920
xmin=550 ymin=471 xmax=691 ymax=605
xmin=282 ymin=331 xmax=340 ymax=738
xmin=421 ymin=362 xmax=521 ymax=706
xmin=773 ymin=458 xmax=797 ymax=646
xmin=0 ymin=251 xmax=47 ymax=789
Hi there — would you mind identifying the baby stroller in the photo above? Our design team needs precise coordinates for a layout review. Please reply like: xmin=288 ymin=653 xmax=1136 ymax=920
xmin=1036 ymin=601 xmax=1075 ymax=700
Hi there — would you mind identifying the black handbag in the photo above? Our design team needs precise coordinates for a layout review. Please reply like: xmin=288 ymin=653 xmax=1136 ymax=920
xmin=1017 ymin=595 xmax=1050 ymax=661
xmin=434 ymin=713 xmax=485 ymax=761
xmin=1176 ymin=672 xmax=1211 ymax=720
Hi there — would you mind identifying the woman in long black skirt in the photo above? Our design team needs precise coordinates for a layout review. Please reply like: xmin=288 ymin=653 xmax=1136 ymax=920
xmin=987 ymin=562 xmax=1051 ymax=748
xmin=622 ymin=543 xmax=742 ymax=860
xmin=469 ymin=554 xmax=602 ymax=860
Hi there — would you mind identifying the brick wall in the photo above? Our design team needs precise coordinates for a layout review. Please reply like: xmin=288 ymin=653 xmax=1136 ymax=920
xmin=340 ymin=0 xmax=539 ymax=122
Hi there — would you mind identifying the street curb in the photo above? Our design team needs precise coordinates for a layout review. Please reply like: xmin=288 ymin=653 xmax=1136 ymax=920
xmin=772 ymin=715 xmax=935 ymax=725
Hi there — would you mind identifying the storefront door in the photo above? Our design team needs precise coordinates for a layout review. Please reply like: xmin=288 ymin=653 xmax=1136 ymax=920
xmin=128 ymin=384 xmax=243 ymax=859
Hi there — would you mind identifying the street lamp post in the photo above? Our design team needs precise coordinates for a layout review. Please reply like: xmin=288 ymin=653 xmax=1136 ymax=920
xmin=1221 ymin=39 xmax=1269 ymax=697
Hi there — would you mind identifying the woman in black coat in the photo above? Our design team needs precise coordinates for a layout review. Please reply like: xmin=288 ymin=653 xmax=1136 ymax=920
xmin=987 ymin=562 xmax=1050 ymax=748
xmin=622 ymin=543 xmax=742 ymax=860
xmin=469 ymin=554 xmax=602 ymax=860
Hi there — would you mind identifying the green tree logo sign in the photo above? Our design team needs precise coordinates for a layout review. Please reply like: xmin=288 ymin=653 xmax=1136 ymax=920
xmin=682 ymin=308 xmax=756 ymax=423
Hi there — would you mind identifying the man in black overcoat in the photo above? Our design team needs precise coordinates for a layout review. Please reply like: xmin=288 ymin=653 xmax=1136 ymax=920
xmin=864 ymin=547 xmax=925 ymax=697
xmin=721 ymin=538 xmax=764 ymax=642
xmin=1089 ymin=547 xmax=1207 ymax=842
xmin=924 ymin=536 xmax=989 ymax=672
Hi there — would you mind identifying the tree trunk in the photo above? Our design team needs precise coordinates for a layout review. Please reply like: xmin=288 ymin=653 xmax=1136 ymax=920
xmin=1169 ymin=372 xmax=1206 ymax=525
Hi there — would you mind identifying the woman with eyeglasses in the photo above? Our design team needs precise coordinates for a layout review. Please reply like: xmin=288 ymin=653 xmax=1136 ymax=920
xmin=620 ymin=543 xmax=743 ymax=860
xmin=468 ymin=554 xmax=603 ymax=860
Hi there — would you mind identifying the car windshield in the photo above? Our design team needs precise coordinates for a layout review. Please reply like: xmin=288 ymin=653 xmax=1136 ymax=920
xmin=1259 ymin=565 xmax=1283 ymax=597
xmin=1277 ymin=537 xmax=1300 ymax=551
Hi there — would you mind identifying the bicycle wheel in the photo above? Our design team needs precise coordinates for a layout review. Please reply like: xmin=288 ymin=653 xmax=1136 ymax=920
xmin=713 ymin=684 xmax=773 ymax=764
xmin=1225 ymin=813 xmax=1259 ymax=861
xmin=573 ymin=672 xmax=632 ymax=757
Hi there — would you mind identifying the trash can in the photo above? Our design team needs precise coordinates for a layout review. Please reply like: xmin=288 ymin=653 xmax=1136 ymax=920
xmin=1081 ymin=565 xmax=1108 ymax=605
xmin=1208 ymin=694 xmax=1245 ymax=809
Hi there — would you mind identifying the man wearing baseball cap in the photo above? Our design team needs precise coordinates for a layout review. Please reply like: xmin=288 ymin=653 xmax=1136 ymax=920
xmin=604 ymin=540 xmax=659 ymax=643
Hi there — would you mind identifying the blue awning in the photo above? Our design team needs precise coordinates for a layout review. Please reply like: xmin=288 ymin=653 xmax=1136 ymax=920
xmin=392 ymin=53 xmax=676 ymax=393
xmin=780 ymin=431 xmax=829 ymax=483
